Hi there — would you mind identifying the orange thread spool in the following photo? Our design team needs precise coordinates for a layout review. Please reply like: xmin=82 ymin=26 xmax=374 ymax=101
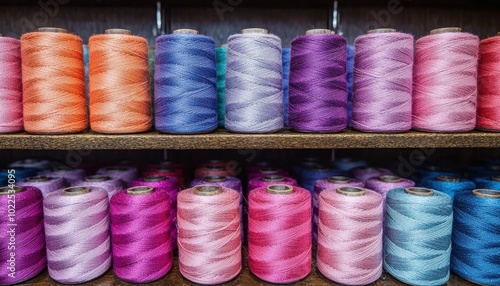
xmin=89 ymin=29 xmax=152 ymax=133
xmin=21 ymin=27 xmax=87 ymax=134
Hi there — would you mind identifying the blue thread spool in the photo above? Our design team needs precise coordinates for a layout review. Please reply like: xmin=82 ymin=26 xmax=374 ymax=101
xmin=332 ymin=157 xmax=367 ymax=172
xmin=282 ymin=47 xmax=291 ymax=126
xmin=415 ymin=165 xmax=460 ymax=182
xmin=300 ymin=166 xmax=343 ymax=194
xmin=384 ymin=187 xmax=453 ymax=285
xmin=155 ymin=29 xmax=218 ymax=134
xmin=451 ymin=189 xmax=500 ymax=285
xmin=420 ymin=176 xmax=475 ymax=200
xmin=1 ymin=168 xmax=38 ymax=182
xmin=474 ymin=175 xmax=500 ymax=190
xmin=467 ymin=164 xmax=500 ymax=180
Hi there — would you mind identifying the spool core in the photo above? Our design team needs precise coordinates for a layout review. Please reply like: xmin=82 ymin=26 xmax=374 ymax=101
xmin=405 ymin=187 xmax=434 ymax=196
xmin=194 ymin=185 xmax=222 ymax=196
xmin=367 ymin=28 xmax=396 ymax=34
xmin=85 ymin=175 xmax=111 ymax=182
xmin=241 ymin=28 xmax=268 ymax=34
xmin=62 ymin=186 xmax=90 ymax=196
xmin=328 ymin=176 xmax=351 ymax=184
xmin=267 ymin=184 xmax=294 ymax=194
xmin=127 ymin=186 xmax=154 ymax=195
xmin=378 ymin=175 xmax=402 ymax=183
xmin=491 ymin=176 xmax=500 ymax=182
xmin=204 ymin=176 xmax=227 ymax=182
xmin=38 ymin=27 xmax=68 ymax=33
xmin=0 ymin=186 xmax=24 ymax=195
xmin=262 ymin=175 xmax=284 ymax=182
xmin=173 ymin=29 xmax=199 ymax=34
xmin=306 ymin=29 xmax=333 ymax=35
xmin=259 ymin=167 xmax=279 ymax=174
xmin=436 ymin=176 xmax=460 ymax=182
xmin=472 ymin=189 xmax=500 ymax=199
xmin=336 ymin=186 xmax=366 ymax=196
xmin=105 ymin=29 xmax=132 ymax=35
xmin=144 ymin=175 xmax=166 ymax=182
xmin=27 ymin=176 xmax=51 ymax=182
xmin=430 ymin=27 xmax=462 ymax=34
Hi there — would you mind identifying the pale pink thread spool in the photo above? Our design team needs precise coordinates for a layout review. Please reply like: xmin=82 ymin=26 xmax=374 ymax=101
xmin=177 ymin=185 xmax=242 ymax=284
xmin=317 ymin=186 xmax=383 ymax=285
xmin=0 ymin=35 xmax=23 ymax=133
xmin=412 ymin=27 xmax=479 ymax=132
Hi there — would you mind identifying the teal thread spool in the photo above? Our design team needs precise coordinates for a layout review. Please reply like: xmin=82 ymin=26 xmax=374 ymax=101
xmin=216 ymin=45 xmax=227 ymax=127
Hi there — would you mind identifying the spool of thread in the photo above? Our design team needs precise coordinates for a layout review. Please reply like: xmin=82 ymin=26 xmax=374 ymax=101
xmin=413 ymin=27 xmax=479 ymax=132
xmin=97 ymin=166 xmax=138 ymax=186
xmin=467 ymin=165 xmax=500 ymax=180
xmin=289 ymin=29 xmax=347 ymax=132
xmin=350 ymin=167 xmax=393 ymax=183
xmin=346 ymin=44 xmax=354 ymax=125
xmin=248 ymin=175 xmax=298 ymax=191
xmin=0 ymin=35 xmax=23 ymax=133
xmin=2 ymin=167 xmax=38 ymax=181
xmin=282 ymin=47 xmax=291 ymax=126
xmin=301 ymin=167 xmax=343 ymax=193
xmin=9 ymin=159 xmax=52 ymax=170
xmin=38 ymin=168 xmax=86 ymax=185
xmin=216 ymin=45 xmax=227 ymax=127
xmin=477 ymin=34 xmax=500 ymax=131
xmin=248 ymin=185 xmax=311 ymax=283
xmin=0 ymin=186 xmax=45 ymax=285
xmin=149 ymin=45 xmax=155 ymax=97
xmin=365 ymin=175 xmax=415 ymax=201
xmin=420 ymin=176 xmax=475 ymax=200
xmin=247 ymin=167 xmax=289 ymax=181
xmin=83 ymin=44 xmax=89 ymax=98
xmin=196 ymin=160 xmax=238 ymax=176
xmin=72 ymin=175 xmax=123 ymax=200
xmin=144 ymin=166 xmax=185 ymax=187
xmin=247 ymin=161 xmax=272 ymax=174
xmin=194 ymin=165 xmax=230 ymax=179
xmin=225 ymin=28 xmax=284 ymax=133
xmin=474 ymin=175 xmax=500 ymax=190
xmin=154 ymin=161 xmax=187 ymax=172
xmin=352 ymin=29 xmax=413 ymax=132
xmin=21 ymin=27 xmax=87 ymax=134
xmin=155 ymin=29 xmax=218 ymax=134
xmin=292 ymin=159 xmax=323 ymax=178
xmin=415 ymin=166 xmax=460 ymax=182
xmin=89 ymin=29 xmax=152 ymax=133
xmin=18 ymin=176 xmax=66 ymax=198
xmin=44 ymin=186 xmax=111 ymax=283
xmin=384 ymin=187 xmax=453 ymax=285
xmin=332 ymin=157 xmax=368 ymax=172
xmin=177 ymin=186 xmax=241 ymax=284
xmin=317 ymin=187 xmax=383 ymax=285
xmin=130 ymin=175 xmax=180 ymax=250
xmin=451 ymin=189 xmax=500 ymax=285
xmin=110 ymin=186 xmax=172 ymax=283
xmin=312 ymin=176 xmax=364 ymax=243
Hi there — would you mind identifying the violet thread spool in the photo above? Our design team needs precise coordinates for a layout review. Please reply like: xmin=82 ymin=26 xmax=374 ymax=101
xmin=289 ymin=29 xmax=347 ymax=132
xmin=18 ymin=175 xmax=66 ymax=198
xmin=352 ymin=28 xmax=413 ymax=133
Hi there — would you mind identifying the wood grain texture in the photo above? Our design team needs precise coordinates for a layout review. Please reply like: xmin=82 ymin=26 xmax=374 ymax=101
xmin=1 ymin=129 xmax=500 ymax=150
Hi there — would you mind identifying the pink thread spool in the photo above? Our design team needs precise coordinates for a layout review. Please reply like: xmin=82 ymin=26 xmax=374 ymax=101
xmin=72 ymin=175 xmax=123 ymax=200
xmin=247 ymin=167 xmax=289 ymax=181
xmin=0 ymin=35 xmax=23 ymax=133
xmin=317 ymin=186 xmax=383 ymax=285
xmin=412 ymin=27 xmax=479 ymax=132
xmin=144 ymin=166 xmax=185 ymax=188
xmin=177 ymin=185 xmax=242 ymax=284
xmin=110 ymin=186 xmax=172 ymax=283
xmin=18 ymin=175 xmax=65 ymax=198
xmin=248 ymin=185 xmax=312 ymax=283
xmin=44 ymin=186 xmax=111 ymax=284
xmin=248 ymin=175 xmax=298 ymax=192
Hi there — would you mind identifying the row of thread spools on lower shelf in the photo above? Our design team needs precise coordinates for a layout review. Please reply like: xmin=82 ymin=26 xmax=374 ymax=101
xmin=2 ymin=26 xmax=500 ymax=134
xmin=1 ymin=157 xmax=500 ymax=285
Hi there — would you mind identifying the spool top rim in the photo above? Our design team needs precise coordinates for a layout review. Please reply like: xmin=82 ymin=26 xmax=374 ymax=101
xmin=26 ymin=175 xmax=51 ymax=182
xmin=0 ymin=186 xmax=24 ymax=195
xmin=105 ymin=166 xmax=129 ymax=172
xmin=38 ymin=27 xmax=68 ymax=33
xmin=194 ymin=185 xmax=222 ymax=196
xmin=127 ymin=186 xmax=154 ymax=195
xmin=328 ymin=176 xmax=351 ymax=183
xmin=62 ymin=186 xmax=91 ymax=196
xmin=473 ymin=189 xmax=500 ymax=199
xmin=405 ymin=187 xmax=434 ymax=196
xmin=204 ymin=176 xmax=227 ymax=182
xmin=367 ymin=28 xmax=396 ymax=34
xmin=144 ymin=175 xmax=166 ymax=182
xmin=155 ymin=166 xmax=174 ymax=172
xmin=336 ymin=186 xmax=365 ymax=196
xmin=241 ymin=28 xmax=268 ymax=34
xmin=491 ymin=176 xmax=500 ymax=182
xmin=430 ymin=27 xmax=462 ymax=34
xmin=436 ymin=176 xmax=460 ymax=182
xmin=259 ymin=167 xmax=279 ymax=174
xmin=262 ymin=175 xmax=285 ymax=182
xmin=205 ymin=165 xmax=224 ymax=171
xmin=105 ymin=28 xmax=132 ymax=35
xmin=85 ymin=175 xmax=111 ymax=182
xmin=305 ymin=29 xmax=334 ymax=35
xmin=173 ymin=29 xmax=199 ymax=34
xmin=378 ymin=175 xmax=402 ymax=183
xmin=267 ymin=184 xmax=294 ymax=194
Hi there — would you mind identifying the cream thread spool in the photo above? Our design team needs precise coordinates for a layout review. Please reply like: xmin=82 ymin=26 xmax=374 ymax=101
xmin=472 ymin=189 xmax=500 ymax=199
xmin=266 ymin=184 xmax=294 ymax=194
xmin=328 ymin=176 xmax=352 ymax=184
xmin=405 ymin=187 xmax=434 ymax=197
xmin=262 ymin=175 xmax=285 ymax=182
xmin=336 ymin=186 xmax=366 ymax=197
xmin=127 ymin=186 xmax=154 ymax=195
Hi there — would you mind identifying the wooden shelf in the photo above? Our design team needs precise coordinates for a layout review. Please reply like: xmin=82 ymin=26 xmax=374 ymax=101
xmin=1 ymin=129 xmax=499 ymax=150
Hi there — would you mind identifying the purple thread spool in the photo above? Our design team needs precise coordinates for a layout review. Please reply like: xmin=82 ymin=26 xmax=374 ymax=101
xmin=289 ymin=29 xmax=347 ymax=132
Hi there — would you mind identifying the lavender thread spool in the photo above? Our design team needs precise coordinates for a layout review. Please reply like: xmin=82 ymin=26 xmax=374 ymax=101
xmin=289 ymin=29 xmax=347 ymax=132
xmin=352 ymin=28 xmax=413 ymax=133
xmin=18 ymin=175 xmax=65 ymax=198
xmin=225 ymin=28 xmax=284 ymax=133
xmin=73 ymin=175 xmax=123 ymax=200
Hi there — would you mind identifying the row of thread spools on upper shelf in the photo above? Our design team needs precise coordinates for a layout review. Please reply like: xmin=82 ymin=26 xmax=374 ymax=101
xmin=1 ymin=157 xmax=499 ymax=285
xmin=1 ymin=26 xmax=500 ymax=134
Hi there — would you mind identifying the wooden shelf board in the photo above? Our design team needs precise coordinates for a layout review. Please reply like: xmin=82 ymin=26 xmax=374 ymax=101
xmin=0 ymin=129 xmax=499 ymax=150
